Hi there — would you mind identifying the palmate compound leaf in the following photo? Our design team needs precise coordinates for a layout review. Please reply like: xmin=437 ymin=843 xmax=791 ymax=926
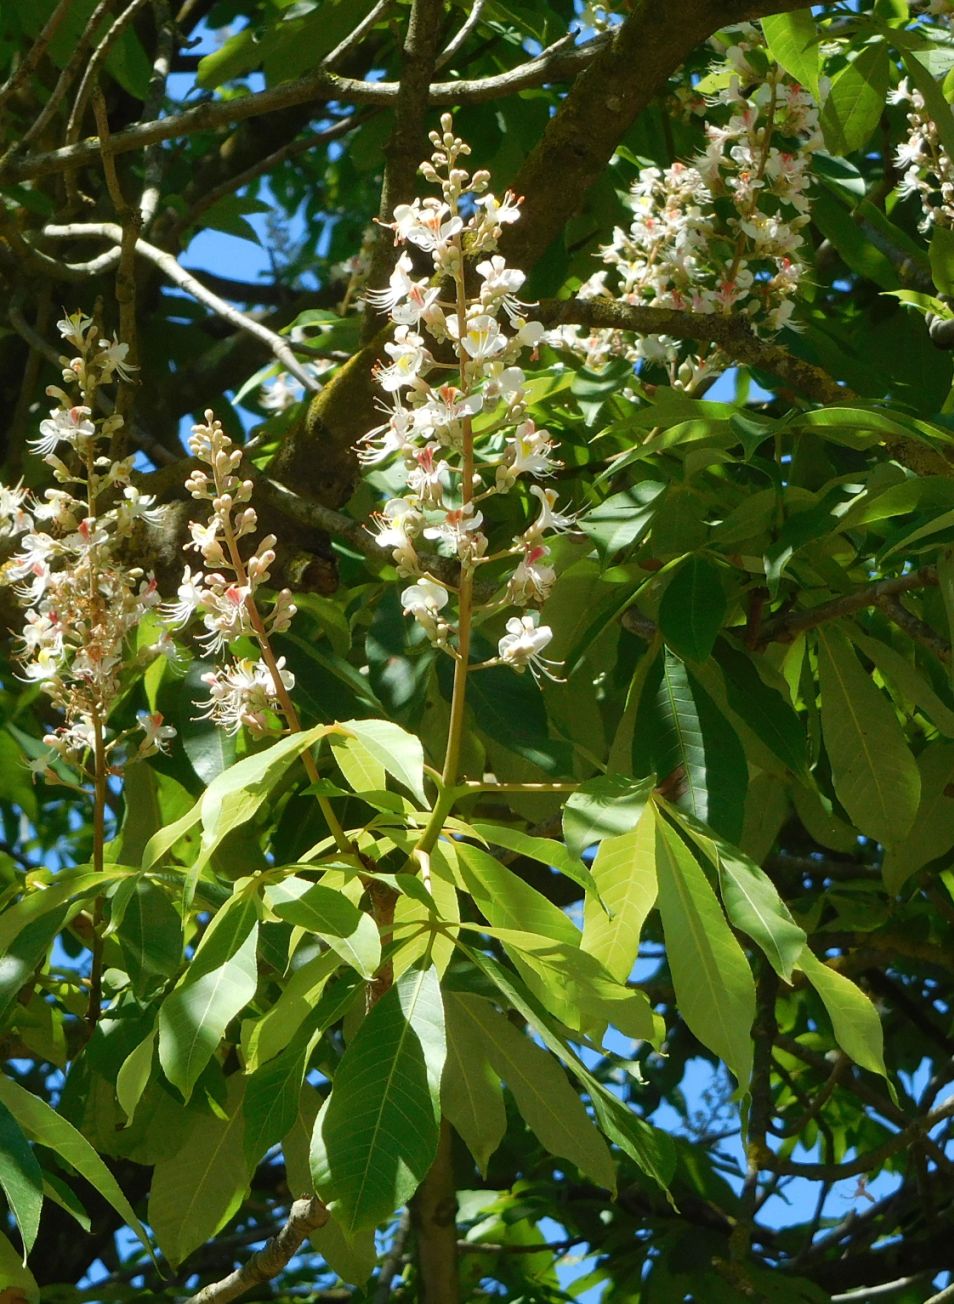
xmin=653 ymin=811 xmax=755 ymax=1089
xmin=311 ymin=965 xmax=445 ymax=1235
xmin=816 ymin=625 xmax=920 ymax=846
xmin=337 ymin=717 xmax=427 ymax=805
xmin=448 ymin=991 xmax=616 ymax=1191
xmin=0 ymin=1076 xmax=154 ymax=1262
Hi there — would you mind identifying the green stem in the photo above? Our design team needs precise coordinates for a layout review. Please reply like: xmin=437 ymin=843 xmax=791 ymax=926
xmin=84 ymin=709 xmax=107 ymax=1038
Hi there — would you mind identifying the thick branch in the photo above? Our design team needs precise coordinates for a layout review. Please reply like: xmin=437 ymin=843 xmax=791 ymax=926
xmin=538 ymin=297 xmax=850 ymax=406
xmin=181 ymin=1197 xmax=329 ymax=1304
xmin=410 ymin=1120 xmax=459 ymax=1304
xmin=756 ymin=566 xmax=939 ymax=646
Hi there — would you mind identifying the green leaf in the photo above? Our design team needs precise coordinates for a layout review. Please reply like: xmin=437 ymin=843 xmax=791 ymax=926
xmin=442 ymin=992 xmax=507 ymax=1175
xmin=451 ymin=841 xmax=580 ymax=946
xmin=578 ymin=483 xmax=665 ymax=558
xmin=470 ymin=822 xmax=598 ymax=899
xmin=658 ymin=556 xmax=727 ymax=662
xmin=148 ymin=1078 xmax=248 ymax=1267
xmin=715 ymin=643 xmax=808 ymax=778
xmin=465 ymin=948 xmax=675 ymax=1192
xmin=816 ymin=625 xmax=920 ymax=846
xmin=642 ymin=651 xmax=747 ymax=842
xmin=309 ymin=1215 xmax=377 ymax=1288
xmin=930 ymin=225 xmax=954 ymax=296
xmin=582 ymin=806 xmax=658 ymax=983
xmin=331 ymin=734 xmax=385 ymax=795
xmin=762 ymin=10 xmax=820 ymax=98
xmin=667 ymin=805 xmax=806 ymax=983
xmin=563 ymin=773 xmax=654 ymax=859
xmin=654 ymin=816 xmax=755 ymax=1088
xmin=0 ymin=1097 xmax=43 ymax=1258
xmin=313 ymin=965 xmax=445 ymax=1233
xmin=478 ymin=926 xmax=659 ymax=1041
xmin=116 ymin=880 xmax=182 ymax=995
xmin=242 ymin=953 xmax=353 ymax=1071
xmin=848 ymin=627 xmax=954 ymax=737
xmin=266 ymin=878 xmax=381 ymax=978
xmin=450 ymin=992 xmax=616 ymax=1191
xmin=116 ymin=1028 xmax=157 ymax=1124
xmin=243 ymin=1031 xmax=312 ymax=1170
xmin=158 ymin=896 xmax=259 ymax=1100
xmin=796 ymin=947 xmax=891 ymax=1083
xmin=462 ymin=662 xmax=562 ymax=773
xmin=882 ymin=741 xmax=954 ymax=893
xmin=0 ymin=1075 xmax=153 ymax=1260
xmin=820 ymin=41 xmax=890 ymax=155
xmin=337 ymin=718 xmax=426 ymax=805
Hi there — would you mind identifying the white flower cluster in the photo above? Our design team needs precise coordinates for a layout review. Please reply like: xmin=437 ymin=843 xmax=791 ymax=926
xmin=558 ymin=27 xmax=819 ymax=386
xmin=0 ymin=312 xmax=174 ymax=772
xmin=358 ymin=115 xmax=568 ymax=680
xmin=165 ymin=412 xmax=297 ymax=735
xmin=890 ymin=77 xmax=954 ymax=231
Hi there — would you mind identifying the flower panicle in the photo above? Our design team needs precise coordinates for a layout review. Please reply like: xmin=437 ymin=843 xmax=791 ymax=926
xmin=359 ymin=114 xmax=571 ymax=679
xmin=554 ymin=25 xmax=820 ymax=387
xmin=170 ymin=411 xmax=298 ymax=737
xmin=0 ymin=311 xmax=173 ymax=778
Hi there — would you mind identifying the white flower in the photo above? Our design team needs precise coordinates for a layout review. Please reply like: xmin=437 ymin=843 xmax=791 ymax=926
xmin=452 ymin=313 xmax=509 ymax=364
xmin=507 ymin=544 xmax=556 ymax=605
xmin=97 ymin=337 xmax=138 ymax=382
xmin=162 ymin=566 xmax=206 ymax=629
xmin=497 ymin=612 xmax=562 ymax=679
xmin=377 ymin=326 xmax=432 ymax=391
xmin=260 ymin=373 xmax=303 ymax=412
xmin=401 ymin=578 xmax=450 ymax=642
xmin=137 ymin=710 xmax=177 ymax=755
xmin=29 ymin=406 xmax=95 ymax=457
xmin=405 ymin=444 xmax=450 ymax=508
xmin=197 ymin=657 xmax=293 ymax=737
xmin=526 ymin=485 xmax=579 ymax=536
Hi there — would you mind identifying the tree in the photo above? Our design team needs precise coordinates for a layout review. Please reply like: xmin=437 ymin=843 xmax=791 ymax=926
xmin=0 ymin=1 xmax=953 ymax=1300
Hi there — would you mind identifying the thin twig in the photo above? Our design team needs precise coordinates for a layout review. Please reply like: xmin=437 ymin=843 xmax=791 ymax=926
xmin=322 ymin=0 xmax=394 ymax=68
xmin=41 ymin=221 xmax=318 ymax=389
xmin=65 ymin=0 xmax=154 ymax=147
xmin=0 ymin=0 xmax=75 ymax=113
xmin=12 ymin=0 xmax=119 ymax=156
xmin=875 ymin=592 xmax=951 ymax=663
xmin=0 ymin=38 xmax=609 ymax=184
xmin=435 ymin=0 xmax=486 ymax=70
xmin=140 ymin=0 xmax=175 ymax=230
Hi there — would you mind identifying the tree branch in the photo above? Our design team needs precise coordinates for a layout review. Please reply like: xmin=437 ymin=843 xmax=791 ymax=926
xmin=181 ymin=1197 xmax=330 ymax=1304
xmin=0 ymin=38 xmax=609 ymax=184
xmin=410 ymin=1119 xmax=459 ymax=1304
xmin=755 ymin=566 xmax=940 ymax=646
xmin=41 ymin=221 xmax=318 ymax=388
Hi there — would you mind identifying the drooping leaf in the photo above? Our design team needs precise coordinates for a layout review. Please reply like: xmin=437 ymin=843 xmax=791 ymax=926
xmin=762 ymin=10 xmax=820 ymax=97
xmin=470 ymin=822 xmax=598 ymax=898
xmin=563 ymin=773 xmax=654 ymax=859
xmin=452 ymin=841 xmax=580 ymax=946
xmin=451 ymin=992 xmax=616 ymax=1190
xmin=882 ymin=741 xmax=954 ymax=893
xmin=820 ymin=41 xmax=890 ymax=155
xmin=715 ymin=642 xmax=809 ymax=778
xmin=0 ymin=1076 xmax=153 ymax=1260
xmin=0 ymin=1098 xmax=42 ymax=1258
xmin=582 ymin=806 xmax=658 ymax=982
xmin=796 ymin=947 xmax=891 ymax=1085
xmin=666 ymin=805 xmax=806 ymax=983
xmin=158 ymin=896 xmax=259 ymax=1100
xmin=313 ymin=965 xmax=445 ymax=1233
xmin=337 ymin=718 xmax=427 ymax=805
xmin=658 ymin=556 xmax=727 ymax=662
xmin=115 ymin=880 xmax=182 ymax=995
xmin=148 ymin=1078 xmax=248 ymax=1267
xmin=653 ymin=816 xmax=755 ymax=1088
xmin=442 ymin=992 xmax=507 ymax=1176
xmin=115 ymin=1028 xmax=157 ymax=1124
xmin=816 ymin=625 xmax=920 ymax=846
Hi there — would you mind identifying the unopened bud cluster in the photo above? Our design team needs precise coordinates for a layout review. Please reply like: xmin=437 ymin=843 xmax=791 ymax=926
xmin=165 ymin=413 xmax=296 ymax=734
xmin=359 ymin=114 xmax=568 ymax=680
xmin=557 ymin=23 xmax=819 ymax=387
xmin=0 ymin=312 xmax=174 ymax=775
